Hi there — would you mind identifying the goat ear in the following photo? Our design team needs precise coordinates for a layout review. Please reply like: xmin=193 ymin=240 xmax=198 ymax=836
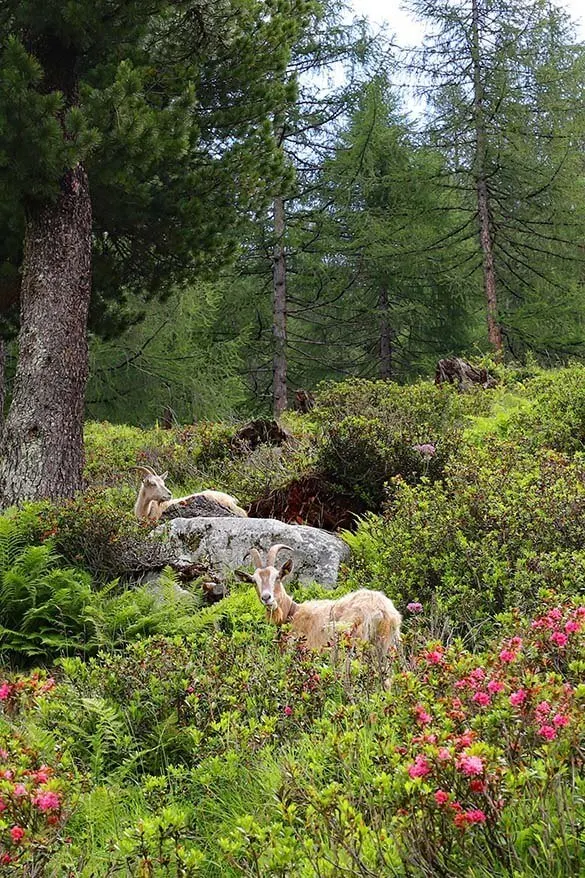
xmin=234 ymin=569 xmax=255 ymax=584
xmin=279 ymin=558 xmax=294 ymax=579
xmin=160 ymin=471 xmax=169 ymax=480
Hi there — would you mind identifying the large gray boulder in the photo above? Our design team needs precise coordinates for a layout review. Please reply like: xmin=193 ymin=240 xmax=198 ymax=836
xmin=159 ymin=516 xmax=350 ymax=587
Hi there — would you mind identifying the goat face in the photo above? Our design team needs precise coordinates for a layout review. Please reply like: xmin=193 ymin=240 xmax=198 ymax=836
xmin=236 ymin=546 xmax=294 ymax=611
xmin=142 ymin=472 xmax=172 ymax=503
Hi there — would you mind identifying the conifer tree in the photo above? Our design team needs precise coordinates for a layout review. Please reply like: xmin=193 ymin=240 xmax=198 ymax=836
xmin=0 ymin=0 xmax=310 ymax=504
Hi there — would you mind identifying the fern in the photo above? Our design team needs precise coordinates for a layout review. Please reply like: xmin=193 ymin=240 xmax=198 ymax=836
xmin=0 ymin=517 xmax=100 ymax=660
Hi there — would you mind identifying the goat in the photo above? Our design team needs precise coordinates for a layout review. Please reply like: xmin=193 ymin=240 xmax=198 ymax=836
xmin=133 ymin=465 xmax=247 ymax=522
xmin=236 ymin=545 xmax=401 ymax=654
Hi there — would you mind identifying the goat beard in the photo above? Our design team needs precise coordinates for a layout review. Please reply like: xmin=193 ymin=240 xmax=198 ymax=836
xmin=265 ymin=605 xmax=286 ymax=626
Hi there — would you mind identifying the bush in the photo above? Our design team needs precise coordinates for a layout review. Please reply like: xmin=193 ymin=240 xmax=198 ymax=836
xmin=313 ymin=379 xmax=478 ymax=508
xmin=222 ymin=595 xmax=585 ymax=878
xmin=343 ymin=439 xmax=585 ymax=636
xmin=506 ymin=364 xmax=585 ymax=452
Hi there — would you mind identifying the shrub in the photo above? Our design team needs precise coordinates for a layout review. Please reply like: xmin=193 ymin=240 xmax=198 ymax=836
xmin=506 ymin=364 xmax=585 ymax=453
xmin=0 ymin=674 xmax=75 ymax=873
xmin=344 ymin=439 xmax=585 ymax=636
xmin=313 ymin=379 xmax=475 ymax=508
xmin=222 ymin=595 xmax=585 ymax=878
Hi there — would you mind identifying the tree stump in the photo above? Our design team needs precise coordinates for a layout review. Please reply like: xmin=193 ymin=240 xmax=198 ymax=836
xmin=435 ymin=357 xmax=497 ymax=390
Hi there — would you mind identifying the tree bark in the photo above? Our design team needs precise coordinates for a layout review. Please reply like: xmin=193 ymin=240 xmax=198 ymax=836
xmin=272 ymin=194 xmax=288 ymax=416
xmin=0 ymin=338 xmax=5 ymax=428
xmin=378 ymin=286 xmax=393 ymax=379
xmin=471 ymin=0 xmax=503 ymax=355
xmin=0 ymin=164 xmax=92 ymax=506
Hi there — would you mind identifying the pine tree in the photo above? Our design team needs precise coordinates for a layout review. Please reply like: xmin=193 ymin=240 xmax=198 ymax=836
xmin=0 ymin=0 xmax=311 ymax=504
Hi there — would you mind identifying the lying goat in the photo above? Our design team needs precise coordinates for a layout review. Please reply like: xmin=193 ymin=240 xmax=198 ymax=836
xmin=133 ymin=465 xmax=247 ymax=522
xmin=237 ymin=545 xmax=401 ymax=654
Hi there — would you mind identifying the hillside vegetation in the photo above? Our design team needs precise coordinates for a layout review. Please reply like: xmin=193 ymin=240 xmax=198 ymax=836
xmin=1 ymin=365 xmax=585 ymax=876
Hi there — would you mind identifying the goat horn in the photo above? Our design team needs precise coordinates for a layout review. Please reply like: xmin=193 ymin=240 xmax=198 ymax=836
xmin=132 ymin=465 xmax=158 ymax=477
xmin=249 ymin=548 xmax=264 ymax=569
xmin=266 ymin=544 xmax=293 ymax=567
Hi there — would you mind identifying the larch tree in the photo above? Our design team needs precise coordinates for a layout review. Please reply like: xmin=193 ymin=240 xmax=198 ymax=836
xmin=0 ymin=0 xmax=311 ymax=505
xmin=407 ymin=0 xmax=585 ymax=357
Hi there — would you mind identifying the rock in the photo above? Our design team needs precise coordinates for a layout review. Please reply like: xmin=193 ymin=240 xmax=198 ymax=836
xmin=159 ymin=495 xmax=238 ymax=521
xmin=159 ymin=516 xmax=350 ymax=587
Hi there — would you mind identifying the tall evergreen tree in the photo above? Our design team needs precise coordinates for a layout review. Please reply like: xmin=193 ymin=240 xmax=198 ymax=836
xmin=408 ymin=0 xmax=585 ymax=356
xmin=0 ymin=0 xmax=310 ymax=504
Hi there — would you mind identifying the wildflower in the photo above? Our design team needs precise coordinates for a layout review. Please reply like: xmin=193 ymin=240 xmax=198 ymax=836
xmin=0 ymin=748 xmax=8 ymax=759
xmin=283 ymin=706 xmax=293 ymax=717
xmin=535 ymin=701 xmax=551 ymax=717
xmin=472 ymin=691 xmax=491 ymax=707
xmin=565 ymin=620 xmax=580 ymax=634
xmin=32 ymin=790 xmax=61 ymax=812
xmin=538 ymin=725 xmax=557 ymax=741
xmin=0 ymin=797 xmax=6 ymax=812
xmin=407 ymin=602 xmax=423 ymax=613
xmin=0 ymin=853 xmax=12 ymax=865
xmin=510 ymin=637 xmax=523 ymax=648
xmin=499 ymin=649 xmax=516 ymax=663
xmin=487 ymin=679 xmax=504 ymax=694
xmin=434 ymin=790 xmax=450 ymax=805
xmin=408 ymin=755 xmax=432 ymax=778
xmin=451 ymin=698 xmax=464 ymax=709
xmin=12 ymin=784 xmax=27 ymax=798
xmin=424 ymin=649 xmax=444 ymax=665
xmin=469 ymin=779 xmax=486 ymax=793
xmin=550 ymin=631 xmax=568 ymax=647
xmin=465 ymin=808 xmax=487 ymax=824
xmin=509 ymin=689 xmax=527 ymax=707
xmin=33 ymin=767 xmax=50 ymax=784
xmin=10 ymin=826 xmax=25 ymax=843
xmin=0 ymin=683 xmax=12 ymax=700
xmin=457 ymin=754 xmax=484 ymax=776
xmin=437 ymin=747 xmax=451 ymax=761
xmin=553 ymin=713 xmax=569 ymax=727
xmin=415 ymin=704 xmax=432 ymax=725
xmin=453 ymin=811 xmax=469 ymax=829
xmin=455 ymin=730 xmax=475 ymax=749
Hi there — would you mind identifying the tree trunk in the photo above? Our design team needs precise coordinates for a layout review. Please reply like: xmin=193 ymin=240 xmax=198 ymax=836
xmin=471 ymin=0 xmax=503 ymax=355
xmin=0 ymin=164 xmax=92 ymax=506
xmin=272 ymin=194 xmax=288 ymax=416
xmin=378 ymin=287 xmax=393 ymax=379
xmin=0 ymin=337 xmax=5 ymax=428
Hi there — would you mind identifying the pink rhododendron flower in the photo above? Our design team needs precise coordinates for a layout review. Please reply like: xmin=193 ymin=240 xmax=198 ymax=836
xmin=12 ymin=784 xmax=27 ymax=798
xmin=550 ymin=631 xmax=568 ymax=647
xmin=10 ymin=826 xmax=25 ymax=843
xmin=425 ymin=649 xmax=444 ymax=665
xmin=509 ymin=689 xmax=527 ymax=707
xmin=464 ymin=808 xmax=487 ymax=824
xmin=434 ymin=790 xmax=450 ymax=805
xmin=499 ymin=649 xmax=516 ymax=663
xmin=457 ymin=754 xmax=484 ymax=776
xmin=487 ymin=679 xmax=504 ymax=694
xmin=0 ymin=853 xmax=12 ymax=865
xmin=552 ymin=713 xmax=569 ymax=727
xmin=407 ymin=602 xmax=423 ymax=613
xmin=437 ymin=747 xmax=451 ymax=761
xmin=565 ymin=619 xmax=580 ymax=633
xmin=415 ymin=704 xmax=432 ymax=725
xmin=535 ymin=701 xmax=551 ymax=717
xmin=0 ymin=748 xmax=8 ymax=760
xmin=451 ymin=698 xmax=464 ymax=710
xmin=538 ymin=725 xmax=557 ymax=741
xmin=472 ymin=691 xmax=491 ymax=707
xmin=454 ymin=679 xmax=468 ymax=689
xmin=0 ymin=683 xmax=12 ymax=700
xmin=0 ymin=797 xmax=6 ymax=812
xmin=283 ymin=706 xmax=293 ymax=717
xmin=455 ymin=730 xmax=475 ymax=749
xmin=469 ymin=779 xmax=486 ymax=793
xmin=33 ymin=767 xmax=50 ymax=784
xmin=408 ymin=755 xmax=432 ymax=778
xmin=32 ymin=790 xmax=61 ymax=812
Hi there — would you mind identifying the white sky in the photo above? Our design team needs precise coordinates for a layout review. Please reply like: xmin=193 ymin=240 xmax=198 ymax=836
xmin=354 ymin=0 xmax=585 ymax=43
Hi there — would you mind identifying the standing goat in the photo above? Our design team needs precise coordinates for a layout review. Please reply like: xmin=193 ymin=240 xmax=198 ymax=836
xmin=133 ymin=465 xmax=247 ymax=522
xmin=237 ymin=545 xmax=401 ymax=654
